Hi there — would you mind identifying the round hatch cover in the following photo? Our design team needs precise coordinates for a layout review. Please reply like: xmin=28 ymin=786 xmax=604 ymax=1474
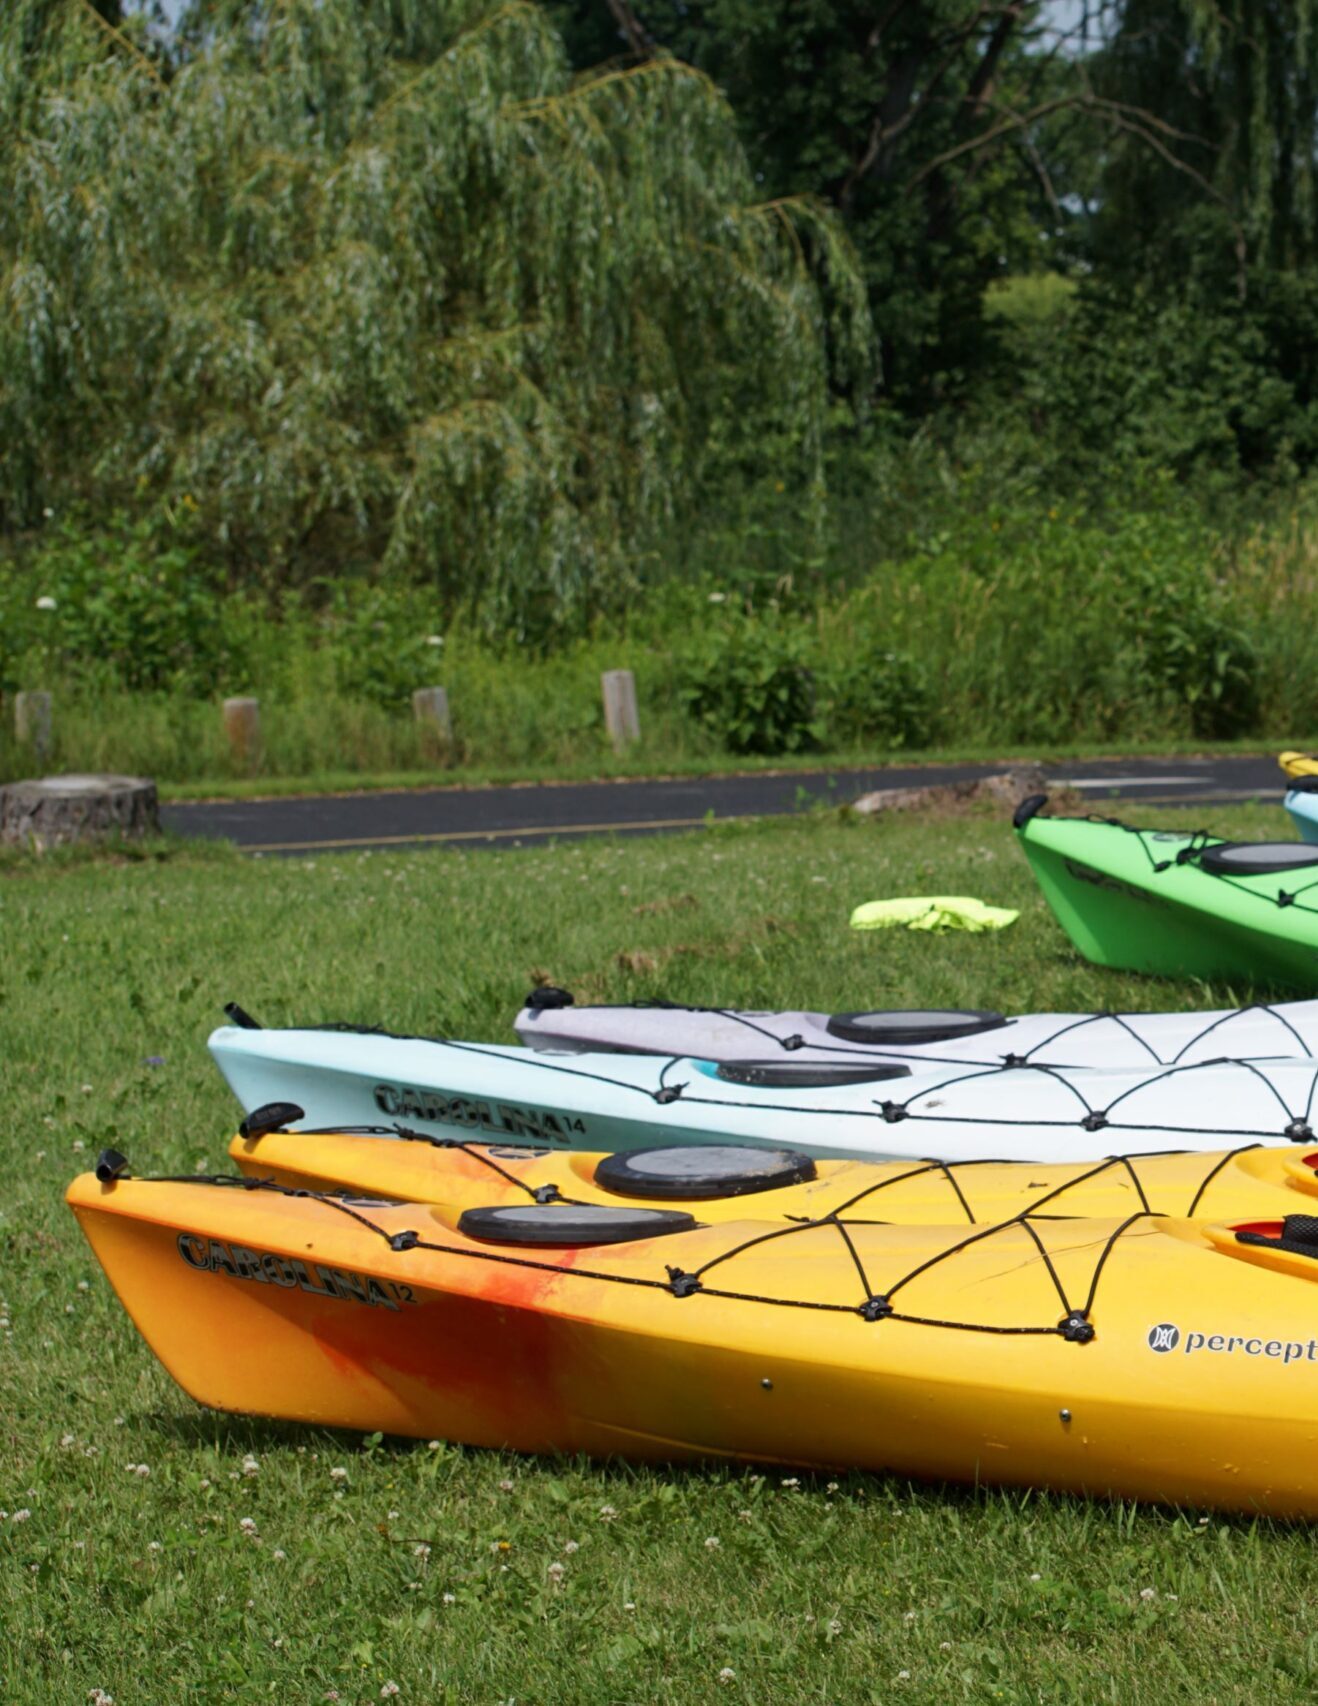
xmin=825 ymin=1009 xmax=1008 ymax=1045
xmin=714 ymin=1058 xmax=911 ymax=1088
xmin=594 ymin=1144 xmax=817 ymax=1200
xmin=1198 ymin=842 xmax=1318 ymax=877
xmin=457 ymin=1203 xmax=697 ymax=1245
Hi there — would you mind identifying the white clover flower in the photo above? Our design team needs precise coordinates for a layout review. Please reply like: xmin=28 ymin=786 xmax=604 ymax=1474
xmin=498 ymin=1479 xmax=514 ymax=1492
xmin=380 ymin=1684 xmax=400 ymax=1699
xmin=35 ymin=595 xmax=57 ymax=611
xmin=939 ymin=1641 xmax=952 ymax=1651
xmin=897 ymin=1671 xmax=911 ymax=1682
xmin=11 ymin=1509 xmax=31 ymax=1524
xmin=242 ymin=1455 xmax=260 ymax=1477
xmin=442 ymin=1592 xmax=456 ymax=1605
xmin=329 ymin=1465 xmax=348 ymax=1482
xmin=563 ymin=1539 xmax=579 ymax=1554
xmin=1029 ymin=1572 xmax=1041 ymax=1582
xmin=239 ymin=1517 xmax=258 ymax=1536
xmin=60 ymin=1433 xmax=76 ymax=1448
xmin=738 ymin=1509 xmax=753 ymax=1523
xmin=1140 ymin=1587 xmax=1157 ymax=1602
xmin=704 ymin=1536 xmax=721 ymax=1551
xmin=413 ymin=1543 xmax=431 ymax=1560
xmin=273 ymin=1549 xmax=286 ymax=1561
xmin=598 ymin=1505 xmax=618 ymax=1521
xmin=827 ymin=1619 xmax=842 ymax=1635
xmin=717 ymin=1668 xmax=735 ymax=1684
xmin=825 ymin=1482 xmax=839 ymax=1494
xmin=547 ymin=1562 xmax=565 ymax=1583
xmin=427 ymin=1440 xmax=441 ymax=1450
xmin=780 ymin=1477 xmax=800 ymax=1489
xmin=624 ymin=1601 xmax=636 ymax=1612
xmin=425 ymin=635 xmax=444 ymax=647
xmin=708 ymin=592 xmax=727 ymax=604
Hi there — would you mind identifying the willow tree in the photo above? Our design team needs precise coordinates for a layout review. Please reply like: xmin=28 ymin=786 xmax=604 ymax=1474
xmin=0 ymin=0 xmax=871 ymax=637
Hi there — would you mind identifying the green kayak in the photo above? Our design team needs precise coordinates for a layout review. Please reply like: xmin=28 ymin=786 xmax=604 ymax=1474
xmin=1013 ymin=795 xmax=1318 ymax=990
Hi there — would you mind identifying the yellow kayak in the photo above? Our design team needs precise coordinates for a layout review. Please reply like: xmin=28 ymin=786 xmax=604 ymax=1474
xmin=1281 ymin=750 xmax=1318 ymax=778
xmin=67 ymin=1164 xmax=1318 ymax=1514
xmin=229 ymin=1125 xmax=1318 ymax=1225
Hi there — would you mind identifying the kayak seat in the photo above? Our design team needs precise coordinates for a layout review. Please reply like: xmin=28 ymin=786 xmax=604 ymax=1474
xmin=1236 ymin=1214 xmax=1318 ymax=1260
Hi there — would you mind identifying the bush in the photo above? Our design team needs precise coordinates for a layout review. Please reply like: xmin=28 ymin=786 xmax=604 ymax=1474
xmin=819 ymin=646 xmax=932 ymax=747
xmin=0 ymin=512 xmax=225 ymax=694
xmin=678 ymin=616 xmax=822 ymax=755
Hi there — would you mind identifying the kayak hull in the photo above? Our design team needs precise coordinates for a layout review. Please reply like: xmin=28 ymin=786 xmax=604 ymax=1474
xmin=1016 ymin=812 xmax=1318 ymax=990
xmin=209 ymin=1025 xmax=1318 ymax=1164
xmin=230 ymin=1126 xmax=1318 ymax=1226
xmin=67 ymin=1170 xmax=1318 ymax=1515
xmin=516 ymin=996 xmax=1318 ymax=1067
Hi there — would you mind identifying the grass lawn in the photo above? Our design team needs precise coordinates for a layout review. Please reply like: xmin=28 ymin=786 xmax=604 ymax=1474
xmin=6 ymin=801 xmax=1318 ymax=1704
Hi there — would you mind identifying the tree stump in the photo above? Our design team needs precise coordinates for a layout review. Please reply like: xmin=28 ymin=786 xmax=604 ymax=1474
xmin=0 ymin=774 xmax=160 ymax=851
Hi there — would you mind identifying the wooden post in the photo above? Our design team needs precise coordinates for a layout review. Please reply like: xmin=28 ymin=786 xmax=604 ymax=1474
xmin=223 ymin=696 xmax=261 ymax=768
xmin=601 ymin=669 xmax=640 ymax=751
xmin=412 ymin=686 xmax=452 ymax=746
xmin=14 ymin=691 xmax=53 ymax=762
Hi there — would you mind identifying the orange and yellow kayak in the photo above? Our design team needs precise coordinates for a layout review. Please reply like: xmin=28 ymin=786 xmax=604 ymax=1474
xmin=229 ymin=1125 xmax=1318 ymax=1226
xmin=67 ymin=1164 xmax=1318 ymax=1515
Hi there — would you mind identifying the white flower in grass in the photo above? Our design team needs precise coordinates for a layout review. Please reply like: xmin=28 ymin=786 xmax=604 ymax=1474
xmin=903 ymin=1611 xmax=916 ymax=1624
xmin=827 ymin=1619 xmax=842 ymax=1636
xmin=329 ymin=1465 xmax=348 ymax=1482
xmin=498 ymin=1479 xmax=514 ymax=1492
xmin=704 ymin=1536 xmax=720 ymax=1551
xmin=35 ymin=595 xmax=57 ymax=611
xmin=11 ymin=1509 xmax=31 ymax=1523
xmin=413 ymin=1543 xmax=431 ymax=1560
xmin=239 ymin=1517 xmax=258 ymax=1537
xmin=563 ymin=1539 xmax=579 ymax=1554
xmin=273 ymin=1549 xmax=286 ymax=1561
xmin=939 ymin=1642 xmax=952 ymax=1651
xmin=624 ymin=1601 xmax=636 ymax=1612
xmin=242 ymin=1455 xmax=259 ymax=1477
xmin=717 ymin=1668 xmax=735 ymax=1683
xmin=442 ymin=1592 xmax=456 ymax=1605
xmin=380 ymin=1682 xmax=401 ymax=1698
xmin=1140 ymin=1587 xmax=1157 ymax=1602
xmin=1028 ymin=1572 xmax=1041 ymax=1582
xmin=547 ymin=1562 xmax=565 ymax=1584
xmin=60 ymin=1434 xmax=75 ymax=1449
xmin=425 ymin=635 xmax=444 ymax=648
xmin=148 ymin=1541 xmax=162 ymax=1552
xmin=897 ymin=1671 xmax=911 ymax=1682
xmin=780 ymin=1477 xmax=800 ymax=1489
xmin=87 ymin=1691 xmax=113 ymax=1705
xmin=598 ymin=1505 xmax=618 ymax=1522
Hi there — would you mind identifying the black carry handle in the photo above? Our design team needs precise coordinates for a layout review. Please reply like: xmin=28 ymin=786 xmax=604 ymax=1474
xmin=224 ymin=1002 xmax=263 ymax=1030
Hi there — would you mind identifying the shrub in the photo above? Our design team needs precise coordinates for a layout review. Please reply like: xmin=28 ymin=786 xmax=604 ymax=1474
xmin=678 ymin=616 xmax=822 ymax=755
xmin=819 ymin=647 xmax=932 ymax=748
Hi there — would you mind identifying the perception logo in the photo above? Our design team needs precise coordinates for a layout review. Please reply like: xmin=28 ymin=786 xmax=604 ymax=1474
xmin=1145 ymin=1321 xmax=1318 ymax=1365
xmin=1148 ymin=1323 xmax=1180 ymax=1353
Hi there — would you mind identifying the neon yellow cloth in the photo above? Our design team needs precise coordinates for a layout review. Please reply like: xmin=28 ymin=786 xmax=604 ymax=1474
xmin=849 ymin=895 xmax=1019 ymax=934
xmin=1280 ymin=750 xmax=1318 ymax=779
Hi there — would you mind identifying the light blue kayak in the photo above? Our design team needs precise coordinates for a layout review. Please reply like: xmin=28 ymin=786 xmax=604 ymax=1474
xmin=1285 ymin=782 xmax=1318 ymax=845
xmin=208 ymin=1021 xmax=1318 ymax=1165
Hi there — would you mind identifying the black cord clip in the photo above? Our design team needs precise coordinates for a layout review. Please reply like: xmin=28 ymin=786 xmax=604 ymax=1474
xmin=666 ymin=1267 xmax=701 ymax=1297
xmin=1285 ymin=1119 xmax=1315 ymax=1141
xmin=1278 ymin=891 xmax=1296 ymax=908
xmin=1059 ymin=1311 xmax=1095 ymax=1343
xmin=533 ymin=1184 xmax=562 ymax=1204
xmin=859 ymin=1295 xmax=893 ymax=1322
xmin=653 ymin=1085 xmax=684 ymax=1105
xmin=1002 ymin=1053 xmax=1026 ymax=1068
xmin=782 ymin=1034 xmax=804 ymax=1051
xmin=1080 ymin=1111 xmax=1108 ymax=1132
xmin=389 ymin=1230 xmax=420 ymax=1252
xmin=880 ymin=1101 xmax=908 ymax=1123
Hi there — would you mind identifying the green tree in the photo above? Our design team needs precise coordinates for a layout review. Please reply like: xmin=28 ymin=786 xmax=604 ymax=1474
xmin=0 ymin=0 xmax=871 ymax=639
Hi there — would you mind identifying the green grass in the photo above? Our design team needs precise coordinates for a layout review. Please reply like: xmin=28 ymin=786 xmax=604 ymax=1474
xmin=7 ymin=801 xmax=1318 ymax=1703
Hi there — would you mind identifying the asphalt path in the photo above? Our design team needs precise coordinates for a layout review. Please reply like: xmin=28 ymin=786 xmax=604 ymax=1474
xmin=161 ymin=752 xmax=1290 ymax=856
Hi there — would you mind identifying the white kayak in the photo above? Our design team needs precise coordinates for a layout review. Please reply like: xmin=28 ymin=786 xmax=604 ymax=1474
xmin=513 ymin=989 xmax=1318 ymax=1068
xmin=209 ymin=1021 xmax=1318 ymax=1165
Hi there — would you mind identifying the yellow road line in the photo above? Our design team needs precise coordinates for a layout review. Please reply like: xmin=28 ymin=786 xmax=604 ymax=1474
xmin=243 ymin=813 xmax=720 ymax=853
